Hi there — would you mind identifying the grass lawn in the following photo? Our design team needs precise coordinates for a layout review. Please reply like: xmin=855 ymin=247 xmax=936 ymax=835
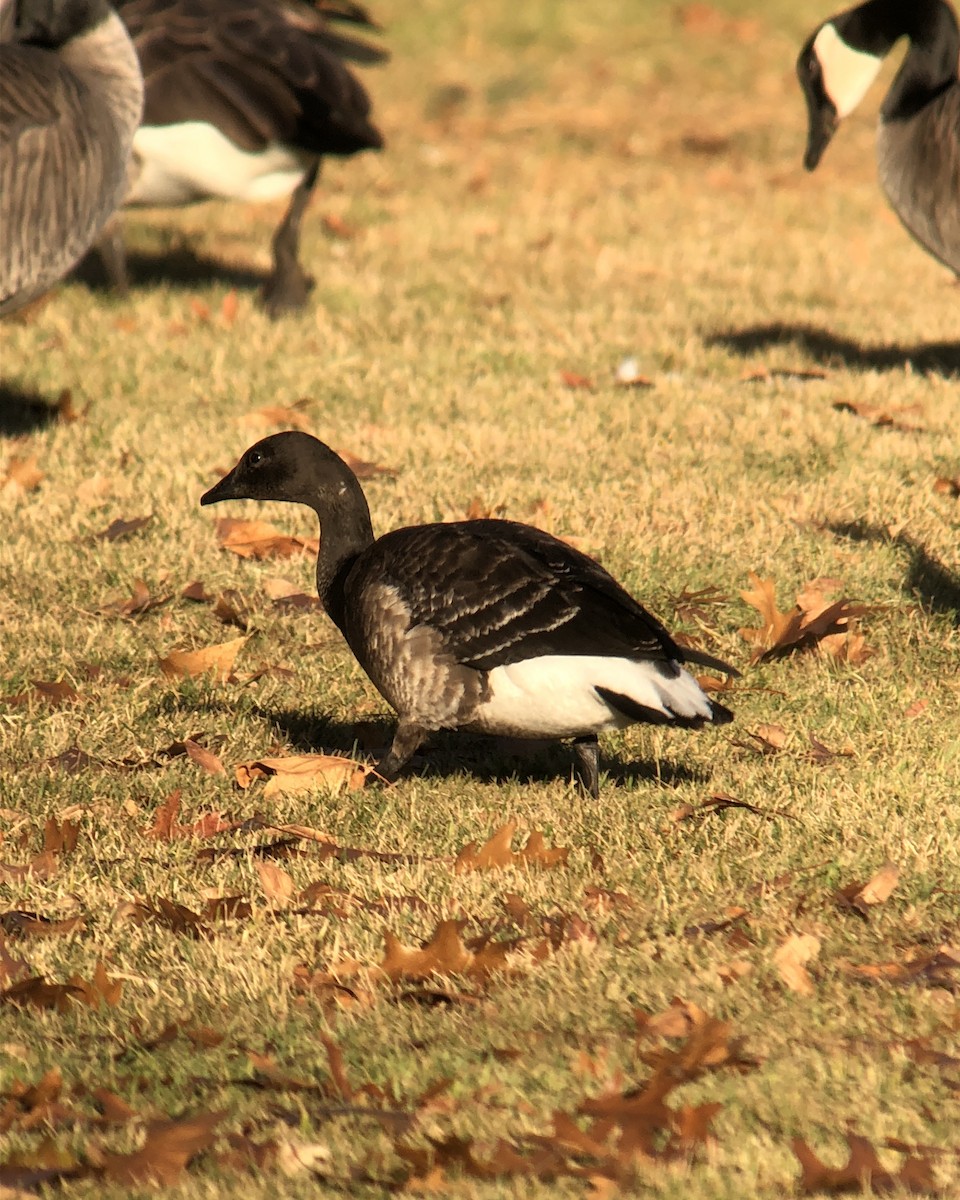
xmin=1 ymin=0 xmax=958 ymax=1195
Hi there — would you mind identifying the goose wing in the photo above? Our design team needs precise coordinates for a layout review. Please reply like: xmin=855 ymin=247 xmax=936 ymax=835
xmin=366 ymin=520 xmax=733 ymax=674
xmin=0 ymin=51 xmax=113 ymax=312
xmin=117 ymin=0 xmax=383 ymax=153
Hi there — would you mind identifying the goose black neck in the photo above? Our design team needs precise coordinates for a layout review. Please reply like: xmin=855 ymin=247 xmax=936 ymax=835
xmin=311 ymin=475 xmax=374 ymax=625
xmin=877 ymin=0 xmax=960 ymax=121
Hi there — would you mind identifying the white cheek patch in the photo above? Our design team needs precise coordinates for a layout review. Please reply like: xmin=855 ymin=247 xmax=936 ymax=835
xmin=814 ymin=22 xmax=884 ymax=117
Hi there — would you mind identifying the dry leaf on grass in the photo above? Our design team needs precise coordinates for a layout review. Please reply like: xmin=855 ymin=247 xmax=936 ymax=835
xmin=335 ymin=449 xmax=398 ymax=480
xmin=256 ymin=861 xmax=295 ymax=907
xmin=147 ymin=790 xmax=234 ymax=840
xmin=238 ymin=401 xmax=311 ymax=432
xmin=214 ymin=517 xmax=318 ymax=560
xmin=740 ymin=365 xmax=827 ymax=382
xmin=560 ymin=370 xmax=594 ymax=389
xmin=836 ymin=862 xmax=899 ymax=919
xmin=933 ymin=475 xmax=960 ymax=498
xmin=97 ymin=1112 xmax=224 ymax=1187
xmin=91 ymin=515 xmax=152 ymax=542
xmin=2 ymin=455 xmax=43 ymax=497
xmin=454 ymin=821 xmax=569 ymax=873
xmin=773 ymin=933 xmax=820 ymax=996
xmin=159 ymin=636 xmax=249 ymax=682
xmin=833 ymin=399 xmax=925 ymax=433
xmin=235 ymin=754 xmax=370 ymax=796
xmin=739 ymin=572 xmax=873 ymax=663
xmin=97 ymin=579 xmax=171 ymax=618
xmin=842 ymin=945 xmax=960 ymax=989
xmin=792 ymin=1132 xmax=938 ymax=1195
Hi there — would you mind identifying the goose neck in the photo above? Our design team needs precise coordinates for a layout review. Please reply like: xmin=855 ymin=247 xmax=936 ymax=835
xmin=59 ymin=11 xmax=144 ymax=142
xmin=313 ymin=489 xmax=374 ymax=622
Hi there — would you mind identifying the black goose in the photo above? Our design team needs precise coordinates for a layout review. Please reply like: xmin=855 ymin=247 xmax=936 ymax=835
xmin=201 ymin=433 xmax=737 ymax=797
xmin=106 ymin=0 xmax=386 ymax=316
xmin=797 ymin=0 xmax=960 ymax=275
xmin=0 ymin=0 xmax=143 ymax=317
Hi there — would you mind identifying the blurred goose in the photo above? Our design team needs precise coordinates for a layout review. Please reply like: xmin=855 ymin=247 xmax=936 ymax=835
xmin=201 ymin=433 xmax=737 ymax=797
xmin=0 ymin=0 xmax=143 ymax=317
xmin=797 ymin=0 xmax=960 ymax=274
xmin=108 ymin=0 xmax=386 ymax=316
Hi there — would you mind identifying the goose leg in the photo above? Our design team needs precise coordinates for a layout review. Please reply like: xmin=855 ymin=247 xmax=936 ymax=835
xmin=572 ymin=735 xmax=600 ymax=799
xmin=261 ymin=161 xmax=320 ymax=318
xmin=95 ymin=215 xmax=130 ymax=296
xmin=370 ymin=719 xmax=426 ymax=785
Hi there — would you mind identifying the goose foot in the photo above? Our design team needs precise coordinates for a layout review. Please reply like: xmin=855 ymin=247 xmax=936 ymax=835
xmin=260 ymin=161 xmax=319 ymax=319
xmin=369 ymin=720 xmax=426 ymax=785
xmin=572 ymin=735 xmax=600 ymax=799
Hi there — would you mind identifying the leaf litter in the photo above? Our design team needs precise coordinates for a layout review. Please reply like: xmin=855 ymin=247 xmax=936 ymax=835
xmin=739 ymin=572 xmax=875 ymax=664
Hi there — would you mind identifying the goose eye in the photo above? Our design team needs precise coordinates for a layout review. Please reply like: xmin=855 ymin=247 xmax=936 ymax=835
xmin=248 ymin=450 xmax=264 ymax=467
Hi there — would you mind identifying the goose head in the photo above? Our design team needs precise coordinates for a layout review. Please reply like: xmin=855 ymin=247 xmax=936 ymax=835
xmin=200 ymin=429 xmax=374 ymax=530
xmin=797 ymin=6 xmax=886 ymax=169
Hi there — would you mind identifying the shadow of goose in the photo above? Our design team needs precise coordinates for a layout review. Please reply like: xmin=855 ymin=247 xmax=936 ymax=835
xmin=0 ymin=380 xmax=62 ymax=436
xmin=827 ymin=520 xmax=960 ymax=625
xmin=73 ymin=243 xmax=267 ymax=295
xmin=705 ymin=323 xmax=960 ymax=378
xmin=260 ymin=707 xmax=711 ymax=791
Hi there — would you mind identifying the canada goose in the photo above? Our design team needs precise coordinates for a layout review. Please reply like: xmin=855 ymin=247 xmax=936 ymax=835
xmin=201 ymin=433 xmax=737 ymax=797
xmin=106 ymin=0 xmax=386 ymax=317
xmin=797 ymin=0 xmax=960 ymax=275
xmin=0 ymin=0 xmax=143 ymax=317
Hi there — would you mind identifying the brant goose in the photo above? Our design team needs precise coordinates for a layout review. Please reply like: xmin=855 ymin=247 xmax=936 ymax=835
xmin=106 ymin=0 xmax=386 ymax=316
xmin=201 ymin=433 xmax=737 ymax=797
xmin=0 ymin=0 xmax=143 ymax=316
xmin=798 ymin=0 xmax=960 ymax=275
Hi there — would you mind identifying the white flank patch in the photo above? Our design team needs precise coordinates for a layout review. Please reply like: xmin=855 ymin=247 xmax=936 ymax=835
xmin=813 ymin=22 xmax=883 ymax=118
xmin=474 ymin=655 xmax=713 ymax=739
xmin=127 ymin=122 xmax=312 ymax=206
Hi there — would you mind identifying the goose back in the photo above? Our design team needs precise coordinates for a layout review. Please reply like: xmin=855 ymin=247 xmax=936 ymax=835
xmin=118 ymin=0 xmax=383 ymax=207
xmin=0 ymin=2 xmax=143 ymax=316
xmin=334 ymin=520 xmax=724 ymax=736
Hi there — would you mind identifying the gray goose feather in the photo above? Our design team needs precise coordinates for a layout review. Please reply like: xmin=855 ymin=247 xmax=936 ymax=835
xmin=0 ymin=0 xmax=143 ymax=316
xmin=798 ymin=0 xmax=960 ymax=274
xmin=201 ymin=432 xmax=737 ymax=798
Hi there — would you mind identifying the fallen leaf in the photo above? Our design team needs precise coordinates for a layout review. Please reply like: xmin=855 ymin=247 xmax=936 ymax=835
xmin=214 ymin=518 xmax=318 ymax=560
xmin=238 ymin=401 xmax=311 ymax=432
xmin=99 ymin=1112 xmax=223 ymax=1186
xmin=560 ymin=370 xmax=593 ymax=389
xmin=454 ymin=821 xmax=569 ymax=873
xmin=740 ymin=366 xmax=827 ymax=382
xmin=159 ymin=636 xmax=249 ymax=682
xmin=256 ymin=861 xmax=295 ymax=908
xmin=773 ymin=933 xmax=820 ymax=996
xmin=904 ymin=699 xmax=929 ymax=720
xmin=221 ymin=290 xmax=238 ymax=325
xmin=933 ymin=476 xmax=960 ymax=498
xmin=56 ymin=389 xmax=86 ymax=423
xmin=836 ymin=862 xmax=899 ymax=919
xmin=91 ymin=515 xmax=152 ymax=542
xmin=183 ymin=739 xmax=225 ymax=775
xmin=336 ymin=449 xmax=398 ymax=479
xmin=833 ymin=399 xmax=925 ymax=433
xmin=97 ymin=578 xmax=170 ymax=618
xmin=2 ymin=455 xmax=43 ymax=496
xmin=67 ymin=961 xmax=122 ymax=1009
xmin=792 ymin=1132 xmax=938 ymax=1195
xmin=739 ymin=572 xmax=872 ymax=663
xmin=235 ymin=754 xmax=369 ymax=796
